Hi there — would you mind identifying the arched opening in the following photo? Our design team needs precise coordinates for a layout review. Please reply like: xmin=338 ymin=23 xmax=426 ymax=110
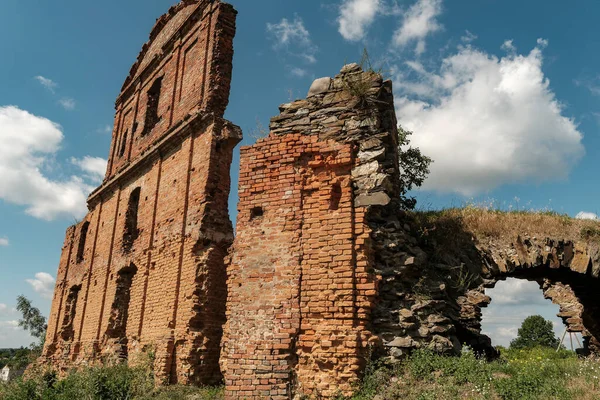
xmin=60 ymin=285 xmax=81 ymax=342
xmin=105 ymin=263 xmax=137 ymax=359
xmin=76 ymin=221 xmax=90 ymax=264
xmin=481 ymin=278 xmax=584 ymax=351
xmin=118 ymin=129 xmax=128 ymax=158
xmin=123 ymin=187 xmax=141 ymax=252
xmin=142 ymin=77 xmax=163 ymax=136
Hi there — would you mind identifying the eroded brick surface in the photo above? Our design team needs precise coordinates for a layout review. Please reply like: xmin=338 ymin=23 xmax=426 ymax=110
xmin=43 ymin=0 xmax=240 ymax=386
xmin=221 ymin=65 xmax=399 ymax=399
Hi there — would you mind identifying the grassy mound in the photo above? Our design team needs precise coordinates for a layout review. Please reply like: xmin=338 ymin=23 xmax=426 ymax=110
xmin=346 ymin=347 xmax=600 ymax=400
xmin=414 ymin=206 xmax=600 ymax=245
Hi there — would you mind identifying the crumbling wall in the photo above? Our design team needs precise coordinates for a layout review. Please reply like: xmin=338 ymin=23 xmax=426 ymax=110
xmin=374 ymin=210 xmax=600 ymax=361
xmin=222 ymin=64 xmax=399 ymax=399
xmin=43 ymin=0 xmax=240 ymax=386
xmin=42 ymin=1 xmax=600 ymax=397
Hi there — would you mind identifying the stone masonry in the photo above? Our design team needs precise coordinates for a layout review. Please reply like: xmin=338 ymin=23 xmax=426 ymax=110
xmin=221 ymin=65 xmax=399 ymax=399
xmin=42 ymin=0 xmax=240 ymax=386
xmin=42 ymin=1 xmax=600 ymax=398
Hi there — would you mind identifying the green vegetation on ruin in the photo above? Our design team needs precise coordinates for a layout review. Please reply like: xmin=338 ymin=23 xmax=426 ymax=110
xmin=344 ymin=347 xmax=600 ymax=400
xmin=3 ymin=347 xmax=600 ymax=400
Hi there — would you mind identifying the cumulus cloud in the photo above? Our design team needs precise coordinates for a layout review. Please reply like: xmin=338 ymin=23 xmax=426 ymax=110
xmin=576 ymin=211 xmax=599 ymax=220
xmin=267 ymin=16 xmax=317 ymax=64
xmin=393 ymin=0 xmax=442 ymax=55
xmin=26 ymin=272 xmax=56 ymax=299
xmin=0 ymin=106 xmax=98 ymax=220
xmin=70 ymin=156 xmax=107 ymax=184
xmin=488 ymin=279 xmax=547 ymax=306
xmin=34 ymin=76 xmax=58 ymax=93
xmin=0 ymin=304 xmax=7 ymax=313
xmin=59 ymin=98 xmax=76 ymax=111
xmin=395 ymin=40 xmax=584 ymax=195
xmin=337 ymin=0 xmax=381 ymax=41
xmin=0 ymin=237 xmax=8 ymax=247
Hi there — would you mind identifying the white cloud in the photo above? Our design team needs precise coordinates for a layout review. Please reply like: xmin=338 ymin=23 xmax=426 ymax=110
xmin=0 ymin=320 xmax=19 ymax=329
xmin=0 ymin=304 xmax=7 ymax=314
xmin=395 ymin=41 xmax=584 ymax=195
xmin=34 ymin=76 xmax=58 ymax=93
xmin=26 ymin=272 xmax=56 ymax=299
xmin=461 ymin=30 xmax=477 ymax=44
xmin=0 ymin=237 xmax=8 ymax=247
xmin=501 ymin=39 xmax=516 ymax=53
xmin=337 ymin=0 xmax=381 ymax=41
xmin=393 ymin=0 xmax=442 ymax=55
xmin=59 ymin=98 xmax=76 ymax=111
xmin=574 ymin=75 xmax=600 ymax=97
xmin=290 ymin=67 xmax=308 ymax=78
xmin=267 ymin=16 xmax=317 ymax=64
xmin=97 ymin=125 xmax=112 ymax=135
xmin=0 ymin=106 xmax=96 ymax=220
xmin=71 ymin=156 xmax=107 ymax=184
xmin=487 ymin=279 xmax=547 ymax=306
xmin=576 ymin=211 xmax=599 ymax=220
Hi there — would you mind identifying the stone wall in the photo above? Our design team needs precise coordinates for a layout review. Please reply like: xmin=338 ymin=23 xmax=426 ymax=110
xmin=221 ymin=64 xmax=400 ymax=399
xmin=373 ymin=212 xmax=600 ymax=361
xmin=41 ymin=1 xmax=600 ymax=397
xmin=42 ymin=0 xmax=240 ymax=386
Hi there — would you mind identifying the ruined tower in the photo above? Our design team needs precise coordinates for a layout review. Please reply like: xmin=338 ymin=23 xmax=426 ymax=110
xmin=43 ymin=0 xmax=240 ymax=385
xmin=221 ymin=65 xmax=400 ymax=399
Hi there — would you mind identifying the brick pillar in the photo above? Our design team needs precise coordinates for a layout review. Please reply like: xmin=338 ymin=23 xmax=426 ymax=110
xmin=222 ymin=64 xmax=400 ymax=399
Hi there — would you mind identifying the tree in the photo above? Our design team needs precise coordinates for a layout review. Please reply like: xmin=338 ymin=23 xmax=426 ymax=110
xmin=398 ymin=126 xmax=432 ymax=210
xmin=510 ymin=315 xmax=560 ymax=349
xmin=16 ymin=295 xmax=47 ymax=350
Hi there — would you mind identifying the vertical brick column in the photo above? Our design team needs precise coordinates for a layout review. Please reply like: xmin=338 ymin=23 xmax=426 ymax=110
xmin=222 ymin=64 xmax=400 ymax=399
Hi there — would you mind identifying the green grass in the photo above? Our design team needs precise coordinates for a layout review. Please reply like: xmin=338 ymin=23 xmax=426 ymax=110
xmin=0 ymin=363 xmax=223 ymax=400
xmin=3 ymin=348 xmax=599 ymax=399
xmin=343 ymin=347 xmax=600 ymax=400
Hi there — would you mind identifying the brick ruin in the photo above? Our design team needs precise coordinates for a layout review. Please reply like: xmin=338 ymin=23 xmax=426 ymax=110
xmin=221 ymin=65 xmax=399 ymax=398
xmin=43 ymin=0 xmax=239 ymax=385
xmin=42 ymin=0 xmax=600 ymax=398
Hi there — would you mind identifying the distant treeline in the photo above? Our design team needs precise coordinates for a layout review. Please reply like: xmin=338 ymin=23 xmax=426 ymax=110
xmin=0 ymin=348 xmax=31 ymax=369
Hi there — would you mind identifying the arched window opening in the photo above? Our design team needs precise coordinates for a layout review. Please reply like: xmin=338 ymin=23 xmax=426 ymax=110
xmin=60 ymin=285 xmax=81 ymax=342
xmin=105 ymin=264 xmax=137 ymax=358
xmin=76 ymin=221 xmax=90 ymax=264
xmin=118 ymin=129 xmax=129 ymax=158
xmin=142 ymin=77 xmax=163 ymax=136
xmin=123 ymin=187 xmax=141 ymax=252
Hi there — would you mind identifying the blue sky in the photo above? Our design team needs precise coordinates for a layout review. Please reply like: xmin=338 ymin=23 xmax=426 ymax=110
xmin=1 ymin=0 xmax=599 ymax=348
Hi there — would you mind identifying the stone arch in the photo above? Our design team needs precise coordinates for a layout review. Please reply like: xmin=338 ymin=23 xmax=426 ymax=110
xmin=373 ymin=211 xmax=600 ymax=363
xmin=458 ymin=240 xmax=600 ymax=356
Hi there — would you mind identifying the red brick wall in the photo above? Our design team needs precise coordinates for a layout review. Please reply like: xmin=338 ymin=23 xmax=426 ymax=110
xmin=103 ymin=0 xmax=236 ymax=181
xmin=222 ymin=66 xmax=398 ymax=399
xmin=43 ymin=1 xmax=240 ymax=386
